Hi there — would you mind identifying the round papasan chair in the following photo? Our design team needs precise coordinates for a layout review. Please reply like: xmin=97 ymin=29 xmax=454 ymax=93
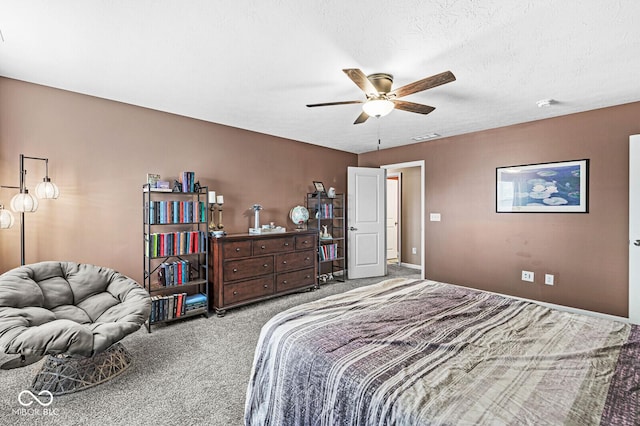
xmin=0 ymin=261 xmax=151 ymax=395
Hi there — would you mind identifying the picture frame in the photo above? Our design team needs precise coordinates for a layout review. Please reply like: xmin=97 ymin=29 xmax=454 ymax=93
xmin=496 ymin=159 xmax=589 ymax=213
xmin=313 ymin=181 xmax=326 ymax=194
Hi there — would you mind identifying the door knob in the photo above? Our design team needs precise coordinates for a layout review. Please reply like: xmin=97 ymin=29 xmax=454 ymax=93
xmin=634 ymin=240 xmax=640 ymax=247
xmin=349 ymin=226 xmax=358 ymax=231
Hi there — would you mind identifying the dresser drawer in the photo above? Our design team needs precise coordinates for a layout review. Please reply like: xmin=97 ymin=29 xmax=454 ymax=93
xmin=295 ymin=234 xmax=316 ymax=250
xmin=224 ymin=256 xmax=274 ymax=281
xmin=276 ymin=268 xmax=315 ymax=292
xmin=253 ymin=237 xmax=295 ymax=255
xmin=223 ymin=276 xmax=274 ymax=305
xmin=276 ymin=249 xmax=315 ymax=272
xmin=223 ymin=240 xmax=252 ymax=259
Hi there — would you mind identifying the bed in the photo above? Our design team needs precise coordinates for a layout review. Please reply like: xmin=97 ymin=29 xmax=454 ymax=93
xmin=245 ymin=278 xmax=639 ymax=425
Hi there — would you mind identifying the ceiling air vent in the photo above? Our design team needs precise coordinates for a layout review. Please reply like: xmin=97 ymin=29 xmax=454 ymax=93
xmin=411 ymin=133 xmax=440 ymax=142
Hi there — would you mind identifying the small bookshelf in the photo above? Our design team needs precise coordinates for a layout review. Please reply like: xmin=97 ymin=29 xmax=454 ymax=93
xmin=306 ymin=192 xmax=346 ymax=283
xmin=142 ymin=182 xmax=210 ymax=331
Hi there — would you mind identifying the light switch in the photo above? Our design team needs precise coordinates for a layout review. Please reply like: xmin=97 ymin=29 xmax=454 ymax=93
xmin=430 ymin=213 xmax=441 ymax=221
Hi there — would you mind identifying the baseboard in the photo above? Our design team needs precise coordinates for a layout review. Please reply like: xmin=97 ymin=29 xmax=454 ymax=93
xmin=399 ymin=262 xmax=421 ymax=270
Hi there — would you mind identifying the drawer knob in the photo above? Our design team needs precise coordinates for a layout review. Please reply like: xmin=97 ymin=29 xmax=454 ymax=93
xmin=235 ymin=247 xmax=241 ymax=252
xmin=305 ymin=275 xmax=310 ymax=279
xmin=305 ymin=257 xmax=310 ymax=261
xmin=282 ymin=280 xmax=287 ymax=285
xmin=263 ymin=264 xmax=269 ymax=268
xmin=233 ymin=291 xmax=238 ymax=296
xmin=263 ymin=284 xmax=268 ymax=288
xmin=282 ymin=260 xmax=287 ymax=264
xmin=261 ymin=245 xmax=266 ymax=249
xmin=233 ymin=268 xmax=238 ymax=272
xmin=302 ymin=240 xmax=308 ymax=244
xmin=284 ymin=242 xmax=289 ymax=246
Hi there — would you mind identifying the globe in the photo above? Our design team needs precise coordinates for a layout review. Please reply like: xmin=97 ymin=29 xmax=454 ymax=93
xmin=289 ymin=205 xmax=309 ymax=229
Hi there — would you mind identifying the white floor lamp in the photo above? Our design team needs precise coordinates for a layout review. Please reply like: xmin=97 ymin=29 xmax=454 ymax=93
xmin=0 ymin=154 xmax=59 ymax=266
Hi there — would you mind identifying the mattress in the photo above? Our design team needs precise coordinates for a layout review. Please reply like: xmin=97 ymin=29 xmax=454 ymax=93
xmin=245 ymin=278 xmax=639 ymax=425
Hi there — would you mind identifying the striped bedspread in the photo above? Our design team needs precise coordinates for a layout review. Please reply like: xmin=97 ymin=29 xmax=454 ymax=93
xmin=245 ymin=278 xmax=640 ymax=425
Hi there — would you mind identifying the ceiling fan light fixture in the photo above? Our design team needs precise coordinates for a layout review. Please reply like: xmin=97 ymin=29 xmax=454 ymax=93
xmin=362 ymin=99 xmax=394 ymax=117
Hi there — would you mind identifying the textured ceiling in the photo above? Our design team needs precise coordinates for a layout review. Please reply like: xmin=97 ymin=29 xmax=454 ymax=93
xmin=1 ymin=1 xmax=639 ymax=154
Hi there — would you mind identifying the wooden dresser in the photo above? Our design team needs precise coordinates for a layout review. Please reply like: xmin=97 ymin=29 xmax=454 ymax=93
xmin=208 ymin=230 xmax=317 ymax=316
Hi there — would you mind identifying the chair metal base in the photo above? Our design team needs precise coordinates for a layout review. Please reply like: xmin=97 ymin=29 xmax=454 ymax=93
xmin=30 ymin=342 xmax=132 ymax=395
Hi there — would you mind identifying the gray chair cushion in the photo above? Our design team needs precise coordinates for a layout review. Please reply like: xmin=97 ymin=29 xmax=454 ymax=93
xmin=0 ymin=261 xmax=151 ymax=357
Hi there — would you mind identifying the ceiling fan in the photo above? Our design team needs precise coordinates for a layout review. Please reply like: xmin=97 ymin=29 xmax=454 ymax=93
xmin=306 ymin=68 xmax=456 ymax=124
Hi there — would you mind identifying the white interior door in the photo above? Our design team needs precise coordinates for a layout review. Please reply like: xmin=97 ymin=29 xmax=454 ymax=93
xmin=386 ymin=175 xmax=399 ymax=262
xmin=348 ymin=166 xmax=386 ymax=279
xmin=629 ymin=135 xmax=640 ymax=324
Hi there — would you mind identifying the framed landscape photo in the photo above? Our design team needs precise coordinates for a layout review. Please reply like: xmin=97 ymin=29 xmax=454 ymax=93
xmin=313 ymin=181 xmax=326 ymax=194
xmin=496 ymin=159 xmax=589 ymax=213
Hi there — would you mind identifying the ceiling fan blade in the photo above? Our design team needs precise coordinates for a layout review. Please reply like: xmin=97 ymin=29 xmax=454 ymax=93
xmin=392 ymin=100 xmax=435 ymax=115
xmin=343 ymin=69 xmax=379 ymax=97
xmin=389 ymin=71 xmax=456 ymax=98
xmin=306 ymin=100 xmax=363 ymax=108
xmin=353 ymin=111 xmax=369 ymax=124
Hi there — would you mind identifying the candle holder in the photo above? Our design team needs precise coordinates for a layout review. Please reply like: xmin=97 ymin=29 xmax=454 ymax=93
xmin=208 ymin=203 xmax=217 ymax=231
xmin=217 ymin=201 xmax=224 ymax=230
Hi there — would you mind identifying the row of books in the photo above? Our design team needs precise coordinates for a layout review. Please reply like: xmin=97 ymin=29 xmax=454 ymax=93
xmin=149 ymin=293 xmax=207 ymax=323
xmin=146 ymin=231 xmax=207 ymax=257
xmin=145 ymin=200 xmax=207 ymax=224
xmin=179 ymin=171 xmax=197 ymax=193
xmin=318 ymin=203 xmax=334 ymax=219
xmin=158 ymin=260 xmax=192 ymax=286
xmin=319 ymin=243 xmax=339 ymax=261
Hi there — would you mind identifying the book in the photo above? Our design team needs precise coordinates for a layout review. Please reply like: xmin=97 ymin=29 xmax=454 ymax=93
xmin=179 ymin=171 xmax=196 ymax=192
xmin=143 ymin=187 xmax=173 ymax=193
xmin=185 ymin=293 xmax=207 ymax=306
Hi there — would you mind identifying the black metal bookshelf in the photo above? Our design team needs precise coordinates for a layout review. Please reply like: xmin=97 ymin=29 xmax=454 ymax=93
xmin=306 ymin=192 xmax=346 ymax=283
xmin=142 ymin=183 xmax=209 ymax=331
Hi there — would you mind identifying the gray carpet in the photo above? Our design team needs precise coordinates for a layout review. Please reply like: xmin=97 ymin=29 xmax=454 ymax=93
xmin=0 ymin=265 xmax=420 ymax=426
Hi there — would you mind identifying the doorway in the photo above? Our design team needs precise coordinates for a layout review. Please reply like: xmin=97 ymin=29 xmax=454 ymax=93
xmin=386 ymin=174 xmax=400 ymax=264
xmin=381 ymin=161 xmax=425 ymax=279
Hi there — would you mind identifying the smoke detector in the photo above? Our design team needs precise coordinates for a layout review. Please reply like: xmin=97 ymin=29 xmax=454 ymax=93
xmin=536 ymin=99 xmax=556 ymax=108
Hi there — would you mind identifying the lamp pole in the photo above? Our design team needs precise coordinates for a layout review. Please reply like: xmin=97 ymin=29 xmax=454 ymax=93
xmin=19 ymin=155 xmax=25 ymax=265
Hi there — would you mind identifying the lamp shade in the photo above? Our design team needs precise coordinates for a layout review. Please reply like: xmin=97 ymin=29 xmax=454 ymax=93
xmin=10 ymin=191 xmax=39 ymax=212
xmin=0 ymin=207 xmax=14 ymax=229
xmin=35 ymin=178 xmax=60 ymax=199
xmin=362 ymin=99 xmax=394 ymax=117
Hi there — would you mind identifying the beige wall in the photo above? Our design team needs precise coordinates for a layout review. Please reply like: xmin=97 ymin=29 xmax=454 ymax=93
xmin=361 ymin=101 xmax=640 ymax=318
xmin=2 ymin=76 xmax=639 ymax=318
xmin=0 ymin=78 xmax=357 ymax=283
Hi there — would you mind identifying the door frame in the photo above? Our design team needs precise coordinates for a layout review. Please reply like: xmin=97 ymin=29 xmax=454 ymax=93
xmin=630 ymin=134 xmax=640 ymax=324
xmin=386 ymin=173 xmax=401 ymax=264
xmin=381 ymin=160 xmax=425 ymax=279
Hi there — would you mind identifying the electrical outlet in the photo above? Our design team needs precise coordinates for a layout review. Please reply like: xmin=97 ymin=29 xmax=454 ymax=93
xmin=412 ymin=247 xmax=417 ymax=254
xmin=545 ymin=274 xmax=554 ymax=285
xmin=521 ymin=270 xmax=534 ymax=282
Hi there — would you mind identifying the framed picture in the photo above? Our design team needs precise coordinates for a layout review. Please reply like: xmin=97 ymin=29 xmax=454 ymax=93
xmin=496 ymin=159 xmax=589 ymax=213
xmin=313 ymin=181 xmax=326 ymax=193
